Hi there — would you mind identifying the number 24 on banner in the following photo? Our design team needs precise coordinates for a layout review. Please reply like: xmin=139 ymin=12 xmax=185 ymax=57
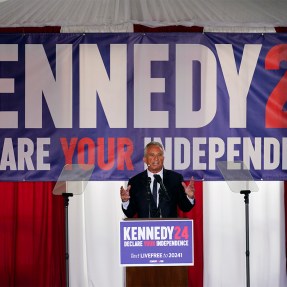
xmin=174 ymin=226 xmax=189 ymax=240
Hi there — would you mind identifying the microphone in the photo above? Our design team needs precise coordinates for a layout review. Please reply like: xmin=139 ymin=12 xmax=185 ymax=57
xmin=153 ymin=174 xmax=170 ymax=201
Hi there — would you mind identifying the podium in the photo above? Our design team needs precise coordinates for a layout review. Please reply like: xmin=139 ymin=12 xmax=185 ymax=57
xmin=120 ymin=218 xmax=193 ymax=287
xmin=53 ymin=164 xmax=94 ymax=287
xmin=126 ymin=266 xmax=188 ymax=287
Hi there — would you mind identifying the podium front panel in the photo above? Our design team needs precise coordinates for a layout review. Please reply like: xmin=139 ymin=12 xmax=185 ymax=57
xmin=120 ymin=219 xmax=194 ymax=267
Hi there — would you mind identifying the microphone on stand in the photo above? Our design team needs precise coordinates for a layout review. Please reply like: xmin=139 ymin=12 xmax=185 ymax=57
xmin=153 ymin=174 xmax=170 ymax=201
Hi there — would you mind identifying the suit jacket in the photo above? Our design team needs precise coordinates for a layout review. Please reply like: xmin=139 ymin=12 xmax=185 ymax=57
xmin=122 ymin=169 xmax=195 ymax=218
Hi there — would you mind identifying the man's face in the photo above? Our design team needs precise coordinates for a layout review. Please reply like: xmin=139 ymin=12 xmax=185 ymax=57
xmin=143 ymin=145 xmax=164 ymax=174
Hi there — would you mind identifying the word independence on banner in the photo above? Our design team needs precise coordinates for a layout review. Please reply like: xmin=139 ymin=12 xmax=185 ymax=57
xmin=0 ymin=33 xmax=286 ymax=181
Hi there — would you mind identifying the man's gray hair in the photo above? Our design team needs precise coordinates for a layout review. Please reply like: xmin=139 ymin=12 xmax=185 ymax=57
xmin=144 ymin=141 xmax=164 ymax=156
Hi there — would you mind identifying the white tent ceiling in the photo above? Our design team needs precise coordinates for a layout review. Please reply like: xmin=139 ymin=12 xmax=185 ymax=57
xmin=0 ymin=0 xmax=286 ymax=32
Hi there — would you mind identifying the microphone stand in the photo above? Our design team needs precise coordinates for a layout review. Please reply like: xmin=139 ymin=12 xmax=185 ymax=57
xmin=158 ymin=193 xmax=162 ymax=218
xmin=146 ymin=177 xmax=152 ymax=218
xmin=240 ymin=190 xmax=251 ymax=287
xmin=154 ymin=174 xmax=170 ymax=201
xmin=62 ymin=192 xmax=73 ymax=287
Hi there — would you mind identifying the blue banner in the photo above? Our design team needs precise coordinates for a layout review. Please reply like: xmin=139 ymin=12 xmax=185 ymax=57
xmin=0 ymin=33 xmax=286 ymax=181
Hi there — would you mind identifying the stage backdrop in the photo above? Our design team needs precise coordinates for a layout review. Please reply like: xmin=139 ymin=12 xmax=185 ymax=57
xmin=0 ymin=33 xmax=286 ymax=181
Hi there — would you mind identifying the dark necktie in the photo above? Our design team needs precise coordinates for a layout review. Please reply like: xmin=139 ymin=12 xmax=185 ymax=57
xmin=152 ymin=178 xmax=157 ymax=206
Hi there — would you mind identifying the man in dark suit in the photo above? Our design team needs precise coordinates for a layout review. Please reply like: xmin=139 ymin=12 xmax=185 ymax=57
xmin=120 ymin=141 xmax=195 ymax=218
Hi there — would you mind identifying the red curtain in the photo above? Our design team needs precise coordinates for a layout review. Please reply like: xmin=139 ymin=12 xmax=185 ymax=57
xmin=0 ymin=182 xmax=65 ymax=287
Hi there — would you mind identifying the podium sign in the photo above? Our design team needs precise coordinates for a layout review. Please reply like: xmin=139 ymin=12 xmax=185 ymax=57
xmin=120 ymin=219 xmax=194 ymax=266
